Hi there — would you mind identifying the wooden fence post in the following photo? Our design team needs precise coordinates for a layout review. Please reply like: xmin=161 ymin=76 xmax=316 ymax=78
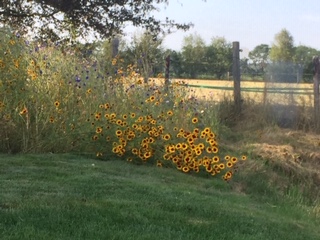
xmin=165 ymin=55 xmax=171 ymax=92
xmin=313 ymin=56 xmax=320 ymax=130
xmin=233 ymin=42 xmax=241 ymax=113
xmin=111 ymin=37 xmax=119 ymax=58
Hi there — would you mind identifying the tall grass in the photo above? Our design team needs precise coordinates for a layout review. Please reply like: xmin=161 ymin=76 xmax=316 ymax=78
xmin=0 ymin=31 xmax=246 ymax=181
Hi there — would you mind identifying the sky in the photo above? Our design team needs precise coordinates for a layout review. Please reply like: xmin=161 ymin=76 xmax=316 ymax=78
xmin=127 ymin=0 xmax=320 ymax=58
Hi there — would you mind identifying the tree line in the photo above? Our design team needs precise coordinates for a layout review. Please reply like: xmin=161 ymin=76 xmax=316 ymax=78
xmin=1 ymin=1 xmax=319 ymax=82
xmin=115 ymin=29 xmax=320 ymax=82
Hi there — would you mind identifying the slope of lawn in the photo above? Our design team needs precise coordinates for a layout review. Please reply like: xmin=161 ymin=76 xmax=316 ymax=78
xmin=0 ymin=153 xmax=319 ymax=240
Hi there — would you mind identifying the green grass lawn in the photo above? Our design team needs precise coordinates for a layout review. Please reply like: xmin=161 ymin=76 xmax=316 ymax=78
xmin=0 ymin=154 xmax=319 ymax=240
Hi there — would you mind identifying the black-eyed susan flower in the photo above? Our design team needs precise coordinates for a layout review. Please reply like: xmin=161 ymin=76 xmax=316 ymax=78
xmin=116 ymin=119 xmax=122 ymax=125
xmin=206 ymin=147 xmax=213 ymax=153
xmin=136 ymin=116 xmax=143 ymax=122
xmin=112 ymin=147 xmax=118 ymax=153
xmin=130 ymin=112 xmax=136 ymax=118
xmin=242 ymin=155 xmax=247 ymax=161
xmin=86 ymin=88 xmax=92 ymax=94
xmin=212 ymin=146 xmax=218 ymax=153
xmin=162 ymin=133 xmax=171 ymax=141
xmin=176 ymin=143 xmax=182 ymax=149
xmin=131 ymin=148 xmax=138 ymax=155
xmin=192 ymin=117 xmax=198 ymax=124
xmin=193 ymin=128 xmax=200 ymax=134
xmin=182 ymin=166 xmax=190 ymax=173
xmin=167 ymin=110 xmax=173 ymax=116
xmin=198 ymin=143 xmax=205 ymax=150
xmin=219 ymin=163 xmax=225 ymax=170
xmin=227 ymin=161 xmax=233 ymax=168
xmin=187 ymin=137 xmax=193 ymax=144
xmin=168 ymin=145 xmax=176 ymax=153
xmin=231 ymin=157 xmax=238 ymax=164
xmin=96 ymin=127 xmax=103 ymax=134
xmin=115 ymin=130 xmax=122 ymax=137
xmin=150 ymin=96 xmax=155 ymax=102
xmin=212 ymin=156 xmax=220 ymax=163
xmin=184 ymin=155 xmax=192 ymax=163
xmin=54 ymin=101 xmax=60 ymax=108
xmin=95 ymin=113 xmax=101 ymax=120
xmin=172 ymin=156 xmax=180 ymax=163
xmin=181 ymin=143 xmax=188 ymax=150
xmin=195 ymin=149 xmax=202 ymax=156
xmin=203 ymin=127 xmax=211 ymax=133
xmin=104 ymin=103 xmax=110 ymax=109
xmin=224 ymin=155 xmax=231 ymax=161
xmin=208 ymin=139 xmax=217 ymax=146
xmin=206 ymin=165 xmax=213 ymax=173
xmin=209 ymin=132 xmax=215 ymax=138
xmin=92 ymin=135 xmax=98 ymax=141
xmin=144 ymin=151 xmax=152 ymax=159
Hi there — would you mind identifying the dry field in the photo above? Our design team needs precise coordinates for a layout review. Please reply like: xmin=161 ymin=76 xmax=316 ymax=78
xmin=171 ymin=79 xmax=314 ymax=106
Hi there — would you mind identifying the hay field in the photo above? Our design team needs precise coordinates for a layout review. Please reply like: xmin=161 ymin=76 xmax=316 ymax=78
xmin=169 ymin=79 xmax=314 ymax=106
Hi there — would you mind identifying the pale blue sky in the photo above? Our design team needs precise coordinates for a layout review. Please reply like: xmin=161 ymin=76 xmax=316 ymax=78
xmin=134 ymin=0 xmax=320 ymax=56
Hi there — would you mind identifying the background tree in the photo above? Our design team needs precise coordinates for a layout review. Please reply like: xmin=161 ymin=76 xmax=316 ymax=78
xmin=168 ymin=50 xmax=184 ymax=78
xmin=122 ymin=32 xmax=164 ymax=83
xmin=249 ymin=44 xmax=270 ymax=77
xmin=181 ymin=33 xmax=206 ymax=78
xmin=270 ymin=29 xmax=294 ymax=62
xmin=0 ymin=0 xmax=193 ymax=42
xmin=267 ymin=29 xmax=296 ymax=82
xmin=205 ymin=37 xmax=232 ymax=79
xmin=293 ymin=45 xmax=320 ymax=82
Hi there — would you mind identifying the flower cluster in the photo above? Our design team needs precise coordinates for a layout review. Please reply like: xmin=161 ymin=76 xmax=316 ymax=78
xmin=89 ymin=86 xmax=247 ymax=181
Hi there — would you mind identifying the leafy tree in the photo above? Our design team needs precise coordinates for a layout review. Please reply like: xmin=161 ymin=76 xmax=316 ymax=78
xmin=270 ymin=29 xmax=294 ymax=62
xmin=168 ymin=50 xmax=184 ymax=78
xmin=122 ymin=32 xmax=164 ymax=82
xmin=249 ymin=44 xmax=270 ymax=74
xmin=0 ymin=0 xmax=193 ymax=42
xmin=294 ymin=45 xmax=320 ymax=82
xmin=205 ymin=37 xmax=232 ymax=79
xmin=181 ymin=33 xmax=206 ymax=78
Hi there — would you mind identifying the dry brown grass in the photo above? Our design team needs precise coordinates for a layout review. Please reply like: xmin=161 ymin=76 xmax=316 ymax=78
xmin=168 ymin=79 xmax=314 ymax=107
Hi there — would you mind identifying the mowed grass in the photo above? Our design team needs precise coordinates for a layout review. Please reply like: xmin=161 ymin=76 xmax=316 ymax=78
xmin=1 ymin=154 xmax=319 ymax=240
